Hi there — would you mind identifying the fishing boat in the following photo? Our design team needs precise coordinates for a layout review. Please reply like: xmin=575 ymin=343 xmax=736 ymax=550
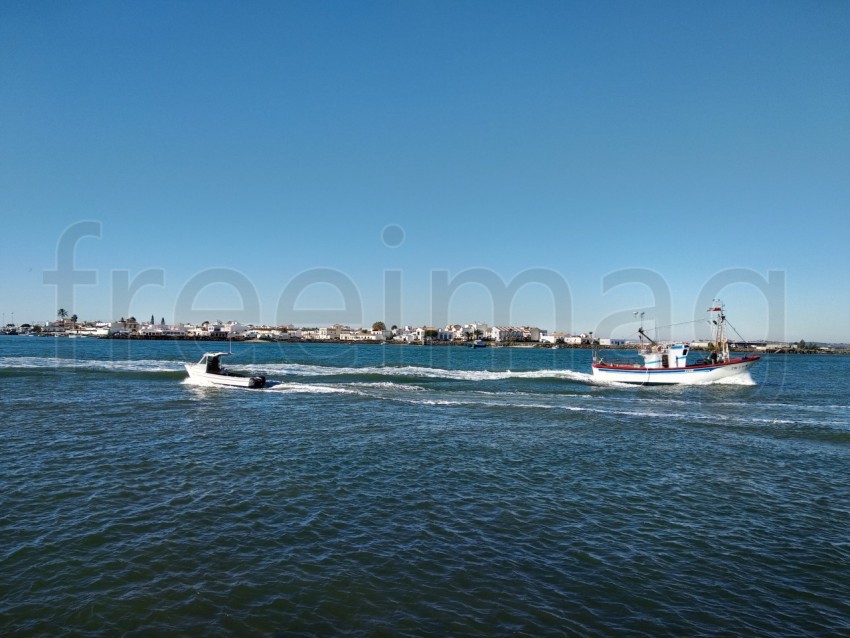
xmin=591 ymin=303 xmax=759 ymax=385
xmin=468 ymin=339 xmax=486 ymax=349
xmin=184 ymin=352 xmax=266 ymax=388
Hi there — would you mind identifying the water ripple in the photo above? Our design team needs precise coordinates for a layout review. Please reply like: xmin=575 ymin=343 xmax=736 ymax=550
xmin=2 ymin=342 xmax=850 ymax=635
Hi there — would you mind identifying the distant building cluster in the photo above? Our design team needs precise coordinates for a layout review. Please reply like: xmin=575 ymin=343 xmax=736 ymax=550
xmin=3 ymin=316 xmax=590 ymax=345
xmin=3 ymin=316 xmax=836 ymax=351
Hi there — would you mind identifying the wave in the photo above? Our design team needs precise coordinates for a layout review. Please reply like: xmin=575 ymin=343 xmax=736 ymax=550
xmin=17 ymin=354 xmax=835 ymax=429
xmin=0 ymin=355 xmax=598 ymax=391
xmin=182 ymin=378 xmax=361 ymax=395
xmin=243 ymin=362 xmax=598 ymax=384
xmin=184 ymin=374 xmax=846 ymax=428
xmin=703 ymin=371 xmax=758 ymax=386
xmin=2 ymin=355 xmax=753 ymax=388
xmin=0 ymin=356 xmax=183 ymax=373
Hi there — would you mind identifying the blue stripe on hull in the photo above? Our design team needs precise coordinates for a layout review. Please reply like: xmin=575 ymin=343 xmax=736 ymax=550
xmin=596 ymin=366 xmax=718 ymax=375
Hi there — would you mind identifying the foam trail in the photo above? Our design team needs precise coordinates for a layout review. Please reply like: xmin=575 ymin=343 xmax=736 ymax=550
xmin=265 ymin=382 xmax=359 ymax=395
xmin=243 ymin=362 xmax=597 ymax=384
xmin=1 ymin=356 xmax=183 ymax=373
xmin=712 ymin=372 xmax=757 ymax=386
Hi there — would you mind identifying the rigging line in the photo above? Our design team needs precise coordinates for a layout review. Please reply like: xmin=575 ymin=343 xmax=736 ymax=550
xmin=725 ymin=319 xmax=748 ymax=342
xmin=621 ymin=317 xmax=703 ymax=340
xmin=620 ymin=318 xmax=703 ymax=340
xmin=651 ymin=319 xmax=704 ymax=330
xmin=671 ymin=319 xmax=704 ymax=328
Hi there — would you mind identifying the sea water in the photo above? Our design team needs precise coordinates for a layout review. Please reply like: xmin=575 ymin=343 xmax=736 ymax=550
xmin=2 ymin=336 xmax=849 ymax=636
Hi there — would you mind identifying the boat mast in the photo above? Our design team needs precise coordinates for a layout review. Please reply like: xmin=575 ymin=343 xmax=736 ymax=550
xmin=709 ymin=301 xmax=729 ymax=362
xmin=634 ymin=311 xmax=657 ymax=351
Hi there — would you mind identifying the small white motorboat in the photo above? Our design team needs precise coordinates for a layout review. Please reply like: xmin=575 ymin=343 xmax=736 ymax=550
xmin=185 ymin=352 xmax=266 ymax=388
xmin=591 ymin=303 xmax=760 ymax=385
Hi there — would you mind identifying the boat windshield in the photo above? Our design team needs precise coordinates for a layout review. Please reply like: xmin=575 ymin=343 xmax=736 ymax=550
xmin=198 ymin=352 xmax=230 ymax=372
xmin=205 ymin=356 xmax=222 ymax=373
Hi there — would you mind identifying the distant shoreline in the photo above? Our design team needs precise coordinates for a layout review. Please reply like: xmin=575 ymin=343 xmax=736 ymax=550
xmin=7 ymin=333 xmax=847 ymax=354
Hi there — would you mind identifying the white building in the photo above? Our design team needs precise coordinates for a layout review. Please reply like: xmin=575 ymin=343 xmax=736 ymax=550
xmin=66 ymin=324 xmax=110 ymax=337
xmin=339 ymin=330 xmax=386 ymax=342
xmin=395 ymin=327 xmax=420 ymax=343
xmin=489 ymin=326 xmax=524 ymax=342
xmin=137 ymin=322 xmax=189 ymax=337
xmin=321 ymin=325 xmax=344 ymax=340
xmin=598 ymin=338 xmax=626 ymax=346
xmin=244 ymin=326 xmax=296 ymax=340
xmin=437 ymin=326 xmax=457 ymax=341
xmin=463 ymin=322 xmax=490 ymax=340
xmin=522 ymin=327 xmax=543 ymax=342
xmin=186 ymin=321 xmax=248 ymax=338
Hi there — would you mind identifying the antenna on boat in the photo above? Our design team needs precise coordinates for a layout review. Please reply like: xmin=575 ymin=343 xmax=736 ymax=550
xmin=634 ymin=311 xmax=658 ymax=347
xmin=634 ymin=311 xmax=645 ymax=332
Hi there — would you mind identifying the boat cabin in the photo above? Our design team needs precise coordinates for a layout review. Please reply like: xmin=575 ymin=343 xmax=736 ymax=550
xmin=641 ymin=344 xmax=690 ymax=369
xmin=197 ymin=352 xmax=231 ymax=374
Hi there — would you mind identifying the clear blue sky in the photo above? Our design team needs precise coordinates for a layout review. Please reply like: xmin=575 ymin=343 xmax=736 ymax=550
xmin=1 ymin=1 xmax=848 ymax=342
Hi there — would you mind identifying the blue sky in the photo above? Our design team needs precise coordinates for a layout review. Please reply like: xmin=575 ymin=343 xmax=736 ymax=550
xmin=1 ymin=1 xmax=848 ymax=342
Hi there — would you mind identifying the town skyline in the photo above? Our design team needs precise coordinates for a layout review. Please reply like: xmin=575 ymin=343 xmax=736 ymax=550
xmin=3 ymin=307 xmax=841 ymax=348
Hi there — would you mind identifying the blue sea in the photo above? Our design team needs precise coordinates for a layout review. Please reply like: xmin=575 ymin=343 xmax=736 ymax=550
xmin=2 ymin=336 xmax=849 ymax=636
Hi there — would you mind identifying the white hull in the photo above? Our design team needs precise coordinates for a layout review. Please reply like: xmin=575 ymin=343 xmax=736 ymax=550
xmin=591 ymin=357 xmax=759 ymax=385
xmin=184 ymin=363 xmax=265 ymax=388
